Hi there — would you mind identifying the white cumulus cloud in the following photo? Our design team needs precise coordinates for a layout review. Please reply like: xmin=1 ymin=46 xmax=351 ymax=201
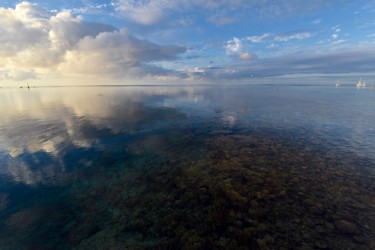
xmin=58 ymin=28 xmax=186 ymax=77
xmin=0 ymin=2 xmax=186 ymax=82
xmin=115 ymin=0 xmax=167 ymax=25
xmin=225 ymin=37 xmax=242 ymax=54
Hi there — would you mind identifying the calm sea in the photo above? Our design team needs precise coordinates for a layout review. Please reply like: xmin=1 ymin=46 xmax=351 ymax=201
xmin=0 ymin=85 xmax=374 ymax=249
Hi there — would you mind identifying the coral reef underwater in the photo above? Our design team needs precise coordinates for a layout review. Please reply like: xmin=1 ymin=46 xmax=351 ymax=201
xmin=0 ymin=123 xmax=374 ymax=249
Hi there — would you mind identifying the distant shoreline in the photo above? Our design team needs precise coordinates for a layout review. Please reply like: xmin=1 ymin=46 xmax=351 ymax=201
xmin=1 ymin=84 xmax=373 ymax=89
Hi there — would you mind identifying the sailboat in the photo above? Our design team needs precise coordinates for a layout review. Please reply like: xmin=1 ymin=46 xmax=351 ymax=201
xmin=335 ymin=80 xmax=341 ymax=87
xmin=356 ymin=78 xmax=366 ymax=88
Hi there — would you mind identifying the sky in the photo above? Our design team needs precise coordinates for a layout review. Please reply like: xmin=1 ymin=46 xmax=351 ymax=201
xmin=0 ymin=0 xmax=374 ymax=85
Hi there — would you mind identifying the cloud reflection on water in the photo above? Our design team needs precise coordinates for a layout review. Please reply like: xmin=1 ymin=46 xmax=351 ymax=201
xmin=0 ymin=87 xmax=199 ymax=185
xmin=1 ymin=86 xmax=375 ymax=185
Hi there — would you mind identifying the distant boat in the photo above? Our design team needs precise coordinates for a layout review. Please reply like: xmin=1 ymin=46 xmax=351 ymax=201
xmin=335 ymin=80 xmax=341 ymax=87
xmin=356 ymin=78 xmax=366 ymax=88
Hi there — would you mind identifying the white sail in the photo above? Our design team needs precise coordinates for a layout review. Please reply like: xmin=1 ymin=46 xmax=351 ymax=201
xmin=356 ymin=78 xmax=365 ymax=88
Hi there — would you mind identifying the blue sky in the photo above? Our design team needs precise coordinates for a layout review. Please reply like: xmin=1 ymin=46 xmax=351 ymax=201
xmin=0 ymin=1 xmax=374 ymax=85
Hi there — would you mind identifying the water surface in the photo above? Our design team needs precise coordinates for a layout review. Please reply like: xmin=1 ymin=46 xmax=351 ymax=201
xmin=0 ymin=85 xmax=374 ymax=249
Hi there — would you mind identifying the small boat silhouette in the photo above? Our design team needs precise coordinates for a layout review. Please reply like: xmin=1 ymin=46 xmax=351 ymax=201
xmin=356 ymin=78 xmax=366 ymax=88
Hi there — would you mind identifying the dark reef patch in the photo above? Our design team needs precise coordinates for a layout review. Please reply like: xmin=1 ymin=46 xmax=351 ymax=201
xmin=0 ymin=123 xmax=374 ymax=249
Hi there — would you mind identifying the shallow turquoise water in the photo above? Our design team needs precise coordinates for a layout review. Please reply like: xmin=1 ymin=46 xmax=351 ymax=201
xmin=0 ymin=85 xmax=374 ymax=249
